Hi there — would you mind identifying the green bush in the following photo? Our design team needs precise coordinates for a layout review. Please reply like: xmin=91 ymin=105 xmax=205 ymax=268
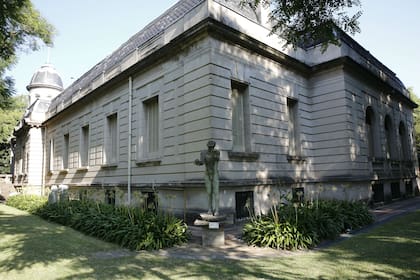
xmin=7 ymin=195 xmax=189 ymax=251
xmin=243 ymin=199 xmax=374 ymax=250
xmin=243 ymin=209 xmax=313 ymax=250
xmin=6 ymin=195 xmax=47 ymax=213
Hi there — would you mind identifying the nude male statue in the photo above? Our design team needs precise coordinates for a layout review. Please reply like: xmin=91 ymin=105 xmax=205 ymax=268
xmin=195 ymin=140 xmax=220 ymax=216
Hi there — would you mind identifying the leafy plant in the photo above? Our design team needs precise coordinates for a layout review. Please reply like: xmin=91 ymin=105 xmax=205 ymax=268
xmin=243 ymin=209 xmax=313 ymax=250
xmin=243 ymin=197 xmax=373 ymax=250
xmin=6 ymin=195 xmax=189 ymax=251
xmin=6 ymin=194 xmax=47 ymax=213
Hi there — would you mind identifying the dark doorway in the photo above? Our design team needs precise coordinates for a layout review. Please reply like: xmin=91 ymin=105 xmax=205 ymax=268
xmin=391 ymin=182 xmax=401 ymax=199
xmin=235 ymin=191 xmax=254 ymax=219
xmin=372 ymin=183 xmax=384 ymax=203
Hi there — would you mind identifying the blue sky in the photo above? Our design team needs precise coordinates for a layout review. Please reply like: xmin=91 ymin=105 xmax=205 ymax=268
xmin=6 ymin=0 xmax=420 ymax=97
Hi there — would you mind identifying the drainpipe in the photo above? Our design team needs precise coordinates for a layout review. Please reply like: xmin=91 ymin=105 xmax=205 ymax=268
xmin=127 ymin=76 xmax=133 ymax=204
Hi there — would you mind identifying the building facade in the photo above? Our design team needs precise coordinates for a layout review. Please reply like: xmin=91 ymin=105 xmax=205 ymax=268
xmin=13 ymin=0 xmax=418 ymax=221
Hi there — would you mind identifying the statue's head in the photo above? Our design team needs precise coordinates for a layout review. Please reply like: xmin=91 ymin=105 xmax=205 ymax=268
xmin=207 ymin=140 xmax=216 ymax=149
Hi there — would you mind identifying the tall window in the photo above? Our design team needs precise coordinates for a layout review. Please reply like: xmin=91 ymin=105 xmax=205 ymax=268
xmin=365 ymin=106 xmax=375 ymax=158
xmin=63 ymin=134 xmax=69 ymax=169
xmin=231 ymin=81 xmax=250 ymax=152
xmin=80 ymin=125 xmax=90 ymax=167
xmin=49 ymin=139 xmax=54 ymax=172
xmin=399 ymin=121 xmax=409 ymax=160
xmin=384 ymin=115 xmax=394 ymax=159
xmin=104 ymin=113 xmax=118 ymax=165
xmin=287 ymin=98 xmax=300 ymax=156
xmin=144 ymin=96 xmax=159 ymax=154
xmin=21 ymin=146 xmax=26 ymax=174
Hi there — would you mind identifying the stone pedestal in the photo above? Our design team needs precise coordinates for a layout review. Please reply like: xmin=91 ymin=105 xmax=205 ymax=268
xmin=193 ymin=213 xmax=227 ymax=247
xmin=202 ymin=227 xmax=225 ymax=247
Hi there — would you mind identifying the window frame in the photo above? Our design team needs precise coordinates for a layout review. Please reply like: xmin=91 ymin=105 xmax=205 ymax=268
xmin=49 ymin=138 xmax=54 ymax=172
xmin=62 ymin=133 xmax=70 ymax=170
xmin=145 ymin=95 xmax=160 ymax=156
xmin=287 ymin=97 xmax=301 ymax=157
xmin=103 ymin=112 xmax=119 ymax=166
xmin=231 ymin=80 xmax=251 ymax=153
xmin=79 ymin=124 xmax=90 ymax=168
xmin=384 ymin=114 xmax=395 ymax=160
xmin=365 ymin=106 xmax=376 ymax=159
xmin=398 ymin=121 xmax=410 ymax=161
xmin=137 ymin=94 xmax=161 ymax=165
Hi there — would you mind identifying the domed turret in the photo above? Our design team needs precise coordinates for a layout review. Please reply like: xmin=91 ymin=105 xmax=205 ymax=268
xmin=27 ymin=64 xmax=63 ymax=105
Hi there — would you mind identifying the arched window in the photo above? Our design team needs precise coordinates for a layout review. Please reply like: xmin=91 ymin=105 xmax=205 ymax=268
xmin=384 ymin=115 xmax=394 ymax=159
xmin=399 ymin=121 xmax=410 ymax=160
xmin=365 ymin=106 xmax=375 ymax=158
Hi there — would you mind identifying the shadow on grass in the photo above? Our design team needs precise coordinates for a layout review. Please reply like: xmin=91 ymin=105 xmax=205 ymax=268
xmin=1 ymin=209 xmax=68 ymax=271
xmin=312 ymin=210 xmax=420 ymax=280
xmin=0 ymin=205 xmax=284 ymax=279
xmin=57 ymin=256 xmax=296 ymax=280
xmin=1 ymin=204 xmax=420 ymax=279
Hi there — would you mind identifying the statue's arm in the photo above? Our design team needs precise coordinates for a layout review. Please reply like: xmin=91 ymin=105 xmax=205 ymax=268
xmin=215 ymin=150 xmax=220 ymax=161
xmin=194 ymin=151 xmax=205 ymax=165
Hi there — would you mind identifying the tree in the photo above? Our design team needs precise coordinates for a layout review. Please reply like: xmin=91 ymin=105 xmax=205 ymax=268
xmin=0 ymin=95 xmax=27 ymax=173
xmin=408 ymin=88 xmax=420 ymax=151
xmin=0 ymin=0 xmax=55 ymax=107
xmin=241 ymin=0 xmax=362 ymax=51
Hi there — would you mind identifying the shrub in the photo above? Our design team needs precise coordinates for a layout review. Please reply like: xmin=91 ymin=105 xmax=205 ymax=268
xmin=36 ymin=200 xmax=189 ymax=250
xmin=7 ymin=196 xmax=189 ymax=251
xmin=6 ymin=195 xmax=47 ymax=213
xmin=339 ymin=200 xmax=374 ymax=230
xmin=243 ymin=199 xmax=374 ymax=250
xmin=243 ymin=208 xmax=313 ymax=250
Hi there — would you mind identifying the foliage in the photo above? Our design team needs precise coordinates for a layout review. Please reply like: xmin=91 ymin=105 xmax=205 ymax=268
xmin=409 ymin=88 xmax=420 ymax=151
xmin=299 ymin=200 xmax=374 ymax=241
xmin=0 ymin=0 xmax=55 ymax=103
xmin=243 ymin=198 xmax=373 ymax=250
xmin=243 ymin=207 xmax=313 ymax=250
xmin=6 ymin=194 xmax=47 ymax=213
xmin=240 ymin=0 xmax=362 ymax=51
xmin=0 ymin=95 xmax=27 ymax=173
xmin=6 ymin=195 xmax=189 ymax=251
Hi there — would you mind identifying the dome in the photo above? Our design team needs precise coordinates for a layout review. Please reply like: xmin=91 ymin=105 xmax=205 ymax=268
xmin=26 ymin=64 xmax=63 ymax=91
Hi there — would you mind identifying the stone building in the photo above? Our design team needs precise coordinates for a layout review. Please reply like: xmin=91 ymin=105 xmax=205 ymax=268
xmin=12 ymin=0 xmax=418 ymax=221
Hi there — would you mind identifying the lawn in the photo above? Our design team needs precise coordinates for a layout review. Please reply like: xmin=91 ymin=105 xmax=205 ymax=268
xmin=1 ymin=203 xmax=419 ymax=280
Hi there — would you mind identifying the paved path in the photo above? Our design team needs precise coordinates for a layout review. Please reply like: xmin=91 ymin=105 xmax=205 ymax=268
xmin=156 ymin=196 xmax=420 ymax=260
xmin=371 ymin=196 xmax=420 ymax=223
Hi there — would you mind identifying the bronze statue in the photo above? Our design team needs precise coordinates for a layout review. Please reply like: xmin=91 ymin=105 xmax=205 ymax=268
xmin=195 ymin=140 xmax=220 ymax=216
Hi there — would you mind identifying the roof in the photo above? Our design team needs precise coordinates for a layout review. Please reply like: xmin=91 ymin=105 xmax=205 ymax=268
xmin=46 ymin=0 xmax=414 ymax=115
xmin=49 ymin=0 xmax=205 ymax=112
xmin=27 ymin=64 xmax=63 ymax=91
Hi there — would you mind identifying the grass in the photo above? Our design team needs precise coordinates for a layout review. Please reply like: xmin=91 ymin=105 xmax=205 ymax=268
xmin=1 ymin=203 xmax=419 ymax=280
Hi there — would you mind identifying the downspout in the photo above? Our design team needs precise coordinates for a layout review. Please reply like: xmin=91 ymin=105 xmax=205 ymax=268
xmin=127 ymin=76 xmax=133 ymax=204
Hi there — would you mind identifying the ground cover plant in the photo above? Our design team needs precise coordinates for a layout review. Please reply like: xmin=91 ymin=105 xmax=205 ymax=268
xmin=6 ymin=194 xmax=47 ymax=213
xmin=243 ymin=198 xmax=374 ymax=250
xmin=6 ymin=194 xmax=188 ymax=250
xmin=1 ymin=203 xmax=419 ymax=279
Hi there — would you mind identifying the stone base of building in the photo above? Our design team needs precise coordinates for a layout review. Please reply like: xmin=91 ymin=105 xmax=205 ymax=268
xmin=14 ymin=185 xmax=42 ymax=196
xmin=42 ymin=176 xmax=418 ymax=224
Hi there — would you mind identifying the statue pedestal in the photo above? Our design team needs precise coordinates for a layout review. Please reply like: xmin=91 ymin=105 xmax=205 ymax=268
xmin=194 ymin=213 xmax=227 ymax=247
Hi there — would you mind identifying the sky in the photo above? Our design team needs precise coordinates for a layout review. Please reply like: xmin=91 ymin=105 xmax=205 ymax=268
xmin=6 ymin=0 xmax=420 ymax=97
